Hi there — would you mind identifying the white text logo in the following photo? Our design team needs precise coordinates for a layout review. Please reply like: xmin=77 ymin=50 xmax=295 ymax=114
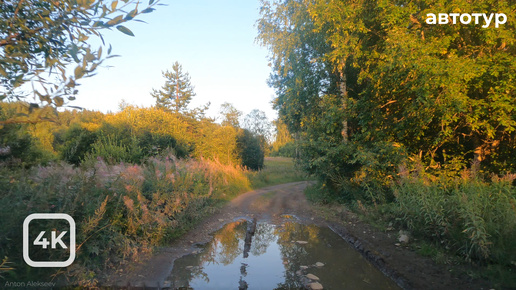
xmin=426 ymin=13 xmax=507 ymax=28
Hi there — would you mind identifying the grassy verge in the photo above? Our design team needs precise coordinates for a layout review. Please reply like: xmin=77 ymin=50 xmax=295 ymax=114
xmin=247 ymin=157 xmax=310 ymax=189
xmin=0 ymin=156 xmax=250 ymax=286
xmin=306 ymin=175 xmax=516 ymax=288
xmin=0 ymin=156 xmax=308 ymax=286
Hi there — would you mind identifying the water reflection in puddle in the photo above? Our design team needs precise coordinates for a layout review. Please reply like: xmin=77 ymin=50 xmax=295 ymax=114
xmin=169 ymin=218 xmax=399 ymax=289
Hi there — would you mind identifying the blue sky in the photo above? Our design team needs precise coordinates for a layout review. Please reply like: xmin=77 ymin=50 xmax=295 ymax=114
xmin=74 ymin=0 xmax=276 ymax=121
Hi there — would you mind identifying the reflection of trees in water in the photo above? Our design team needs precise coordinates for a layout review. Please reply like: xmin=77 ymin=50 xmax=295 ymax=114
xmin=193 ymin=220 xmax=248 ymax=267
xmin=276 ymin=222 xmax=321 ymax=244
xmin=170 ymin=253 xmax=210 ymax=288
xmin=171 ymin=220 xmax=262 ymax=287
xmin=250 ymin=222 xmax=277 ymax=256
xmin=171 ymin=220 xmax=324 ymax=289
xmin=170 ymin=220 xmax=247 ymax=288
xmin=274 ymin=222 xmax=322 ymax=289
xmin=212 ymin=221 xmax=246 ymax=265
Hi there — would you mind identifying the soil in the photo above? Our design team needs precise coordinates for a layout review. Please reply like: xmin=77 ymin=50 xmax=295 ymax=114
xmin=105 ymin=181 xmax=494 ymax=289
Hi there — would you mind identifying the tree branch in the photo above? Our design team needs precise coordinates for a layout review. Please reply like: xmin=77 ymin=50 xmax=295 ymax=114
xmin=14 ymin=0 xmax=25 ymax=19
xmin=0 ymin=27 xmax=45 ymax=47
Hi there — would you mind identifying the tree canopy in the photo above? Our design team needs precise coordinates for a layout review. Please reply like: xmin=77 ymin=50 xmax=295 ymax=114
xmin=0 ymin=0 xmax=160 ymax=117
xmin=258 ymin=0 xmax=516 ymax=200
xmin=219 ymin=102 xmax=242 ymax=128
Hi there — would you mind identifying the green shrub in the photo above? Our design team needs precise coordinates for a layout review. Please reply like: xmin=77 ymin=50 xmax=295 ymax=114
xmin=137 ymin=131 xmax=190 ymax=159
xmin=394 ymin=175 xmax=516 ymax=265
xmin=89 ymin=133 xmax=143 ymax=164
xmin=0 ymin=105 xmax=53 ymax=167
xmin=0 ymin=123 xmax=51 ymax=167
xmin=299 ymin=140 xmax=404 ymax=204
xmin=0 ymin=156 xmax=251 ymax=286
xmin=270 ymin=141 xmax=296 ymax=157
xmin=56 ymin=124 xmax=98 ymax=165
xmin=237 ymin=129 xmax=264 ymax=170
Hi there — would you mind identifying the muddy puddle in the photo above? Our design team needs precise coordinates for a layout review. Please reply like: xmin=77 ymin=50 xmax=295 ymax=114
xmin=168 ymin=217 xmax=400 ymax=289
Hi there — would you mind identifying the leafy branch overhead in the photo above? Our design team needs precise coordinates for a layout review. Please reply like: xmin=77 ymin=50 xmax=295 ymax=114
xmin=0 ymin=0 xmax=161 ymax=111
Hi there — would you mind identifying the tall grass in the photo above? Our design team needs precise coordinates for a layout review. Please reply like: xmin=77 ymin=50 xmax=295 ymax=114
xmin=393 ymin=173 xmax=516 ymax=286
xmin=394 ymin=174 xmax=516 ymax=262
xmin=306 ymin=162 xmax=516 ymax=287
xmin=0 ymin=156 xmax=250 ymax=286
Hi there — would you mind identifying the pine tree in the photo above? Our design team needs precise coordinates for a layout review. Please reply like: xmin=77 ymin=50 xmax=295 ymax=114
xmin=151 ymin=62 xmax=195 ymax=114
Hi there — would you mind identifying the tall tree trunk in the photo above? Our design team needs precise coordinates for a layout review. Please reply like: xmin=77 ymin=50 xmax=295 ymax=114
xmin=175 ymin=80 xmax=179 ymax=113
xmin=340 ymin=68 xmax=348 ymax=143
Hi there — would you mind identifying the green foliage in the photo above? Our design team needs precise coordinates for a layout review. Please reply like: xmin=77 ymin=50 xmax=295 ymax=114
xmin=394 ymin=174 xmax=516 ymax=265
xmin=258 ymin=2 xmax=516 ymax=285
xmin=0 ymin=104 xmax=52 ymax=167
xmin=258 ymin=0 xmax=516 ymax=193
xmin=3 ymin=101 xmax=269 ymax=171
xmin=237 ymin=129 xmax=264 ymax=170
xmin=270 ymin=119 xmax=294 ymax=156
xmin=57 ymin=124 xmax=98 ymax=165
xmin=0 ymin=156 xmax=251 ymax=285
xmin=137 ymin=131 xmax=189 ymax=159
xmin=242 ymin=109 xmax=273 ymax=157
xmin=90 ymin=133 xmax=142 ymax=164
xmin=0 ymin=123 xmax=45 ymax=167
xmin=270 ymin=141 xmax=296 ymax=157
xmin=243 ymin=109 xmax=272 ymax=142
xmin=219 ymin=102 xmax=242 ymax=128
xmin=0 ymin=0 xmax=161 ymax=111
xmin=151 ymin=61 xmax=196 ymax=114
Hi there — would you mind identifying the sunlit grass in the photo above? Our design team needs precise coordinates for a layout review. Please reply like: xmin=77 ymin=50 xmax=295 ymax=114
xmin=247 ymin=157 xmax=310 ymax=189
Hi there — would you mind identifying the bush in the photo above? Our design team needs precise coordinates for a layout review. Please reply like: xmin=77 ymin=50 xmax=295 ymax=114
xmin=0 ymin=124 xmax=46 ymax=167
xmin=0 ymin=105 xmax=53 ymax=167
xmin=298 ymin=140 xmax=404 ymax=204
xmin=237 ymin=129 xmax=264 ymax=170
xmin=270 ymin=141 xmax=296 ymax=157
xmin=137 ymin=131 xmax=189 ymax=159
xmin=56 ymin=124 xmax=98 ymax=165
xmin=89 ymin=133 xmax=143 ymax=164
xmin=0 ymin=156 xmax=251 ymax=286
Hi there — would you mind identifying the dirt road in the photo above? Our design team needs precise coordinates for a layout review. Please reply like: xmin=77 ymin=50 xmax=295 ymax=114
xmin=107 ymin=181 xmax=491 ymax=289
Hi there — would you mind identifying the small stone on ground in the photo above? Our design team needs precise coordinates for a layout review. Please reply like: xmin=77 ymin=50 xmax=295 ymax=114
xmin=306 ymin=273 xmax=320 ymax=281
xmin=309 ymin=282 xmax=324 ymax=290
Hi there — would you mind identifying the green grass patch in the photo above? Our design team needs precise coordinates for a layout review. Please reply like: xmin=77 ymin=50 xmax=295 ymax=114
xmin=247 ymin=157 xmax=310 ymax=189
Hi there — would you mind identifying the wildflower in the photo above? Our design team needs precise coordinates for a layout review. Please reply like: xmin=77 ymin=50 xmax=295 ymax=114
xmin=123 ymin=196 xmax=134 ymax=211
xmin=155 ymin=169 xmax=162 ymax=179
xmin=122 ymin=165 xmax=144 ymax=183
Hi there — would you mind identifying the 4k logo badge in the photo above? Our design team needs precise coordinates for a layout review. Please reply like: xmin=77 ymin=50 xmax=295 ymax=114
xmin=23 ymin=213 xmax=76 ymax=267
